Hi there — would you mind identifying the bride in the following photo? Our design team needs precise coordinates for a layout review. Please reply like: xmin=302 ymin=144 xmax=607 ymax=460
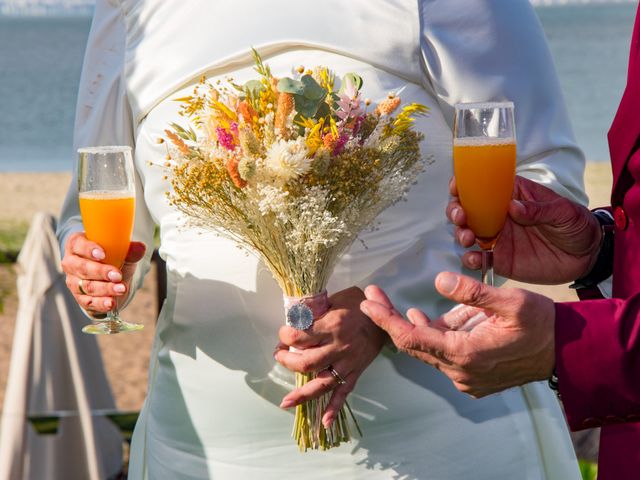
xmin=58 ymin=0 xmax=586 ymax=478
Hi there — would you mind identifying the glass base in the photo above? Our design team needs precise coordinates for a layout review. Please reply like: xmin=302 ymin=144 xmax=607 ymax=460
xmin=82 ymin=320 xmax=144 ymax=335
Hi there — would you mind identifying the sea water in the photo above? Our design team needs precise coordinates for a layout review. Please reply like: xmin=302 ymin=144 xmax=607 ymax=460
xmin=0 ymin=3 xmax=636 ymax=171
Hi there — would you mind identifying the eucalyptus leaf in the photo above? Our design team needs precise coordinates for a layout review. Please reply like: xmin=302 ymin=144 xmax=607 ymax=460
xmin=315 ymin=102 xmax=330 ymax=120
xmin=277 ymin=77 xmax=305 ymax=95
xmin=300 ymin=75 xmax=326 ymax=100
xmin=339 ymin=73 xmax=363 ymax=93
xmin=293 ymin=113 xmax=306 ymax=135
xmin=293 ymin=94 xmax=323 ymax=118
xmin=244 ymin=80 xmax=264 ymax=98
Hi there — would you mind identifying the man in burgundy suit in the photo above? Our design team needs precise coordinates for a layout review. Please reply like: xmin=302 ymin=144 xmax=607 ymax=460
xmin=360 ymin=4 xmax=640 ymax=478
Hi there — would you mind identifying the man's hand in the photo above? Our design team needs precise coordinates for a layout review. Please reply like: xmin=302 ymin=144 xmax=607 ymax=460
xmin=61 ymin=232 xmax=146 ymax=316
xmin=448 ymin=175 xmax=601 ymax=284
xmin=360 ymin=273 xmax=556 ymax=398
xmin=274 ymin=286 xmax=388 ymax=427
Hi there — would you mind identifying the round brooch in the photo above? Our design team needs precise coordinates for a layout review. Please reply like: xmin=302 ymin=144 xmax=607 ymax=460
xmin=286 ymin=303 xmax=314 ymax=330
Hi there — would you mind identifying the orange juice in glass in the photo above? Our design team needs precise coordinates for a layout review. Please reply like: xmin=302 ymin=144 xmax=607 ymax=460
xmin=453 ymin=102 xmax=516 ymax=285
xmin=77 ymin=146 xmax=143 ymax=334
xmin=453 ymin=138 xmax=516 ymax=248
xmin=79 ymin=192 xmax=135 ymax=268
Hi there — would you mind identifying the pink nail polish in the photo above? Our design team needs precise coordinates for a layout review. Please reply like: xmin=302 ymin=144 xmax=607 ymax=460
xmin=280 ymin=399 xmax=294 ymax=409
xmin=92 ymin=248 xmax=105 ymax=260
xmin=108 ymin=271 xmax=122 ymax=282
xmin=114 ymin=284 xmax=126 ymax=293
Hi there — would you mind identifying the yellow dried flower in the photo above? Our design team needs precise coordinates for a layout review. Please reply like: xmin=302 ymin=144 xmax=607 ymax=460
xmin=390 ymin=103 xmax=430 ymax=135
xmin=305 ymin=121 xmax=324 ymax=155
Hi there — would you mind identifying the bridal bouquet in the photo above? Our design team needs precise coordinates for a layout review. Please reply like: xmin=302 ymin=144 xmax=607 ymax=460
xmin=163 ymin=50 xmax=428 ymax=451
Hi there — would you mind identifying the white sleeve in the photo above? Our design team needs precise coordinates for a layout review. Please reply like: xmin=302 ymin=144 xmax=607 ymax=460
xmin=419 ymin=0 xmax=588 ymax=205
xmin=56 ymin=0 xmax=155 ymax=306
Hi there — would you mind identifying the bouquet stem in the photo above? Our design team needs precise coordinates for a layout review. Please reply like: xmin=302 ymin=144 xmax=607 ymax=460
xmin=284 ymin=290 xmax=362 ymax=451
xmin=292 ymin=372 xmax=361 ymax=451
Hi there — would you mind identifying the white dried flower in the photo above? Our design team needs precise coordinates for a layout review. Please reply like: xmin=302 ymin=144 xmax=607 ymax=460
xmin=265 ymin=138 xmax=312 ymax=181
xmin=257 ymin=184 xmax=290 ymax=218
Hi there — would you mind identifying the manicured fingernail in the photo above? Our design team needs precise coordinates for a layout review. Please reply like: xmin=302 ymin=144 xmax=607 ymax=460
xmin=103 ymin=299 xmax=113 ymax=308
xmin=451 ymin=207 xmax=461 ymax=222
xmin=436 ymin=272 xmax=458 ymax=294
xmin=108 ymin=271 xmax=122 ymax=282
xmin=280 ymin=399 xmax=294 ymax=409
xmin=92 ymin=248 xmax=105 ymax=260
xmin=114 ymin=284 xmax=126 ymax=293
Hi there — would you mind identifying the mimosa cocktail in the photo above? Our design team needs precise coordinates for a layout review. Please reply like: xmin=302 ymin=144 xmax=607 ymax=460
xmin=77 ymin=145 xmax=143 ymax=334
xmin=453 ymin=102 xmax=516 ymax=285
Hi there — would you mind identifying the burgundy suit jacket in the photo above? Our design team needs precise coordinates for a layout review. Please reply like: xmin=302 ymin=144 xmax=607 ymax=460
xmin=555 ymin=5 xmax=640 ymax=479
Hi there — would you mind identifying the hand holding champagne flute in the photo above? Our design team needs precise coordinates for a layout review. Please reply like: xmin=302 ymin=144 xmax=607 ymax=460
xmin=76 ymin=146 xmax=144 ymax=334
xmin=453 ymin=102 xmax=516 ymax=285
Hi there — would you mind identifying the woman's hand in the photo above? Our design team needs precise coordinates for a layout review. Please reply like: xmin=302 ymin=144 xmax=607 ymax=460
xmin=274 ymin=286 xmax=388 ymax=427
xmin=447 ymin=175 xmax=601 ymax=284
xmin=60 ymin=232 xmax=146 ymax=316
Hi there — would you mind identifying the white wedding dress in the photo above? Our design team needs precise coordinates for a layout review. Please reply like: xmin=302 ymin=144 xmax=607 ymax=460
xmin=58 ymin=1 xmax=587 ymax=478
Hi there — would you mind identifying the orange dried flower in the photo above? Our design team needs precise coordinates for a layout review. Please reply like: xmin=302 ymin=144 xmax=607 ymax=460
xmin=238 ymin=101 xmax=258 ymax=125
xmin=226 ymin=157 xmax=247 ymax=188
xmin=275 ymin=92 xmax=295 ymax=131
xmin=375 ymin=96 xmax=401 ymax=116
xmin=323 ymin=133 xmax=338 ymax=151
xmin=164 ymin=129 xmax=191 ymax=156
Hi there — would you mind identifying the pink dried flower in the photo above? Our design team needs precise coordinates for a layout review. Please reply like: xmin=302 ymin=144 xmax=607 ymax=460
xmin=323 ymin=133 xmax=349 ymax=156
xmin=335 ymin=77 xmax=363 ymax=127
xmin=216 ymin=127 xmax=236 ymax=151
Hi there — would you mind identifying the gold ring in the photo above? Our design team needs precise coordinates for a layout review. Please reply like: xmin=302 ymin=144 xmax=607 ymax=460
xmin=78 ymin=279 xmax=88 ymax=296
xmin=328 ymin=365 xmax=347 ymax=385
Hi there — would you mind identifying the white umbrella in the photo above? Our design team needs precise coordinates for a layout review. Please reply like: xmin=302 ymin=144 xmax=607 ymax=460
xmin=0 ymin=212 xmax=123 ymax=480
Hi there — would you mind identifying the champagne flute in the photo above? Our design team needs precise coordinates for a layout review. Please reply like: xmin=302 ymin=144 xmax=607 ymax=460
xmin=77 ymin=146 xmax=143 ymax=334
xmin=453 ymin=102 xmax=516 ymax=285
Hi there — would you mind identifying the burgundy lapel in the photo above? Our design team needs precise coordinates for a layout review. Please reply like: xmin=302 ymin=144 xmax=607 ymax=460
xmin=609 ymin=4 xmax=640 ymax=204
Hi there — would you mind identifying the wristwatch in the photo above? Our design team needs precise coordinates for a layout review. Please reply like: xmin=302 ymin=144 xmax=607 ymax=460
xmin=569 ymin=209 xmax=615 ymax=290
xmin=548 ymin=368 xmax=560 ymax=398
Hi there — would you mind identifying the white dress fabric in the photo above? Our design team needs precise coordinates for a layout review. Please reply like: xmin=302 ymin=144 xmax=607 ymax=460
xmin=58 ymin=1 xmax=587 ymax=478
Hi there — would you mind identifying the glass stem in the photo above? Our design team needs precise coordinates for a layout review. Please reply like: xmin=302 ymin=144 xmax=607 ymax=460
xmin=107 ymin=307 xmax=121 ymax=334
xmin=481 ymin=248 xmax=494 ymax=286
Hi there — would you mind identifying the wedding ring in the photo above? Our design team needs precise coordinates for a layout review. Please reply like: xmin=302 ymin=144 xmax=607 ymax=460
xmin=78 ymin=278 xmax=88 ymax=296
xmin=328 ymin=365 xmax=347 ymax=385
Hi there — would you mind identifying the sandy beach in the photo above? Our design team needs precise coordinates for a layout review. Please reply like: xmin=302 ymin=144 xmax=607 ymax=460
xmin=0 ymin=162 xmax=613 ymax=460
